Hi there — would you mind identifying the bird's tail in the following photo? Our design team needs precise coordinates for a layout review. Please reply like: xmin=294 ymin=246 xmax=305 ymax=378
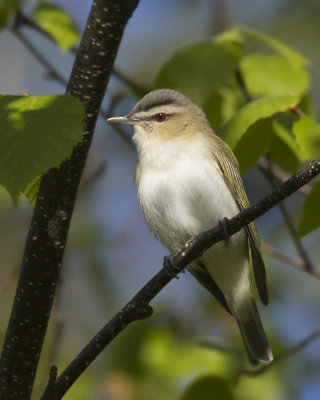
xmin=233 ymin=294 xmax=273 ymax=365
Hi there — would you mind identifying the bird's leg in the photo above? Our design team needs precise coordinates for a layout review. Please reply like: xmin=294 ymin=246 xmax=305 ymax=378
xmin=219 ymin=217 xmax=230 ymax=243
xmin=163 ymin=255 xmax=181 ymax=279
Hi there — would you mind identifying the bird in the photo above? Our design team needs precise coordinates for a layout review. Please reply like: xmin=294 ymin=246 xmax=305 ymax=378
xmin=107 ymin=88 xmax=273 ymax=365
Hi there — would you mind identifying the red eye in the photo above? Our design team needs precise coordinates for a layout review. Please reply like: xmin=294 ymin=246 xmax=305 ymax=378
xmin=155 ymin=113 xmax=167 ymax=122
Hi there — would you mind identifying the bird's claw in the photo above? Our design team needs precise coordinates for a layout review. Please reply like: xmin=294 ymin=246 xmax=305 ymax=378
xmin=163 ymin=255 xmax=180 ymax=279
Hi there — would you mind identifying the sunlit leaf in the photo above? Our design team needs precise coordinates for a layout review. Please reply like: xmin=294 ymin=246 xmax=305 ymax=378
xmin=240 ymin=54 xmax=309 ymax=97
xmin=213 ymin=26 xmax=308 ymax=67
xmin=214 ymin=27 xmax=245 ymax=45
xmin=234 ymin=118 xmax=274 ymax=175
xmin=180 ymin=376 xmax=233 ymax=400
xmin=293 ymin=116 xmax=320 ymax=161
xmin=297 ymin=180 xmax=320 ymax=238
xmin=0 ymin=94 xmax=84 ymax=203
xmin=154 ymin=40 xmax=242 ymax=105
xmin=221 ymin=95 xmax=299 ymax=149
xmin=32 ymin=1 xmax=80 ymax=52
xmin=241 ymin=27 xmax=309 ymax=67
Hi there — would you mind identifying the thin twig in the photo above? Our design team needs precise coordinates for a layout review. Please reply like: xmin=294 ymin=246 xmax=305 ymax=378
xmin=241 ymin=329 xmax=320 ymax=376
xmin=258 ymin=157 xmax=311 ymax=196
xmin=103 ymin=92 xmax=136 ymax=150
xmin=112 ymin=68 xmax=149 ymax=95
xmin=261 ymin=242 xmax=320 ymax=279
xmin=11 ymin=29 xmax=68 ymax=87
xmin=102 ymin=109 xmax=136 ymax=150
xmin=235 ymin=69 xmax=251 ymax=103
xmin=42 ymin=366 xmax=58 ymax=400
xmin=278 ymin=201 xmax=314 ymax=271
xmin=290 ymin=105 xmax=308 ymax=118
xmin=40 ymin=279 xmax=65 ymax=395
xmin=261 ymin=159 xmax=316 ymax=273
xmin=14 ymin=10 xmax=52 ymax=39
xmin=79 ymin=162 xmax=108 ymax=194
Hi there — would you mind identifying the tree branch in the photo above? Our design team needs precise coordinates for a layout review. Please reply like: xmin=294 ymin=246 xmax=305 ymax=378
xmin=0 ymin=1 xmax=140 ymax=399
xmin=41 ymin=366 xmax=58 ymax=400
xmin=45 ymin=157 xmax=320 ymax=399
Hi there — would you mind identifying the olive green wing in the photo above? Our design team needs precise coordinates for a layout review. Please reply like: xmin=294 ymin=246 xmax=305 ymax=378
xmin=188 ymin=261 xmax=232 ymax=314
xmin=210 ymin=135 xmax=268 ymax=305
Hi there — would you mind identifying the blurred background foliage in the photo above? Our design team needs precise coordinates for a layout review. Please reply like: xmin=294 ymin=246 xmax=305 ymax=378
xmin=1 ymin=0 xmax=320 ymax=399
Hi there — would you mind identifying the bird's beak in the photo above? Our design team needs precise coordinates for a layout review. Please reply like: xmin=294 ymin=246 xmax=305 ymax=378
xmin=106 ymin=115 xmax=139 ymax=125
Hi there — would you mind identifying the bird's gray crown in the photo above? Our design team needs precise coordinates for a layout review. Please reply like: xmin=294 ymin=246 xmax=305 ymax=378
xmin=132 ymin=89 xmax=191 ymax=114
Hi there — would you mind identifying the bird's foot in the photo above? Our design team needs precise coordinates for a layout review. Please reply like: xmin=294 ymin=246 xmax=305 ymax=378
xmin=219 ymin=217 xmax=230 ymax=243
xmin=163 ymin=255 xmax=181 ymax=279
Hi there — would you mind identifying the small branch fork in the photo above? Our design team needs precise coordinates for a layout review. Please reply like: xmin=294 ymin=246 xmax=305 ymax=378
xmin=43 ymin=157 xmax=320 ymax=398
xmin=259 ymin=158 xmax=317 ymax=274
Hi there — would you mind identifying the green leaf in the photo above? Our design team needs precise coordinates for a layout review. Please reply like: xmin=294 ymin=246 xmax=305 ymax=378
xmin=0 ymin=94 xmax=84 ymax=203
xmin=180 ymin=376 xmax=233 ymax=400
xmin=234 ymin=118 xmax=274 ymax=175
xmin=221 ymin=95 xmax=299 ymax=149
xmin=270 ymin=119 xmax=300 ymax=172
xmin=297 ymin=180 xmax=320 ymax=238
xmin=204 ymin=88 xmax=237 ymax=129
xmin=293 ymin=117 xmax=320 ymax=161
xmin=154 ymin=40 xmax=242 ymax=105
xmin=241 ymin=27 xmax=309 ymax=67
xmin=240 ymin=54 xmax=309 ymax=97
xmin=212 ymin=27 xmax=308 ymax=67
xmin=32 ymin=1 xmax=80 ymax=52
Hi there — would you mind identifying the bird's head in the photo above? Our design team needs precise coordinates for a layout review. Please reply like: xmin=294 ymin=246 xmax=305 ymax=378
xmin=107 ymin=89 xmax=210 ymax=151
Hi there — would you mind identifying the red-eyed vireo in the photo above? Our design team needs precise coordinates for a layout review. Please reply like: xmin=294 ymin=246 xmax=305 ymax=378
xmin=107 ymin=89 xmax=273 ymax=365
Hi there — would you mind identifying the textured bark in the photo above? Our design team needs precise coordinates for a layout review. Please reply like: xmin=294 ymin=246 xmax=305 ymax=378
xmin=0 ymin=1 xmax=140 ymax=399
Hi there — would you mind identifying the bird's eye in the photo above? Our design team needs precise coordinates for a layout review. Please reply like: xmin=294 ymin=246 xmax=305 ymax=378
xmin=154 ymin=113 xmax=167 ymax=122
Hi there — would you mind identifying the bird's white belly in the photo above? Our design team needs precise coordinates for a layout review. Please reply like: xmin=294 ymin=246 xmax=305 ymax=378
xmin=138 ymin=152 xmax=240 ymax=250
xmin=137 ymin=143 xmax=250 ymax=302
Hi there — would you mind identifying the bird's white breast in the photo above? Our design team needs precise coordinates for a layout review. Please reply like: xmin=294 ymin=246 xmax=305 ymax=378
xmin=136 ymin=135 xmax=241 ymax=253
